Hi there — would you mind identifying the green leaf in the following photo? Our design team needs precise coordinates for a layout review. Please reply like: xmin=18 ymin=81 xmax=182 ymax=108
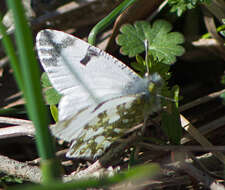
xmin=41 ymin=72 xmax=52 ymax=88
xmin=117 ymin=20 xmax=185 ymax=65
xmin=45 ymin=88 xmax=61 ymax=105
xmin=117 ymin=21 xmax=148 ymax=57
xmin=161 ymin=105 xmax=182 ymax=145
xmin=161 ymin=86 xmax=182 ymax=145
xmin=130 ymin=55 xmax=146 ymax=76
xmin=50 ymin=105 xmax=58 ymax=122
xmin=41 ymin=73 xmax=61 ymax=105
xmin=132 ymin=54 xmax=171 ymax=81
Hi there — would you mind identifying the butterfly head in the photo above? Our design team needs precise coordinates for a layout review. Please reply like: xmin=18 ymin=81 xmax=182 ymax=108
xmin=147 ymin=73 xmax=174 ymax=103
xmin=147 ymin=73 xmax=163 ymax=94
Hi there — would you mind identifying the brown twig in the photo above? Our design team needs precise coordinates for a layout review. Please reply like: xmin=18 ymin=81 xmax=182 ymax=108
xmin=140 ymin=143 xmax=225 ymax=152
xmin=179 ymin=88 xmax=225 ymax=112
xmin=181 ymin=115 xmax=225 ymax=145
xmin=27 ymin=149 xmax=68 ymax=165
xmin=0 ymin=117 xmax=34 ymax=139
xmin=0 ymin=125 xmax=35 ymax=139
xmin=0 ymin=116 xmax=32 ymax=125
xmin=202 ymin=6 xmax=225 ymax=60
xmin=180 ymin=114 xmax=225 ymax=165
xmin=165 ymin=157 xmax=225 ymax=190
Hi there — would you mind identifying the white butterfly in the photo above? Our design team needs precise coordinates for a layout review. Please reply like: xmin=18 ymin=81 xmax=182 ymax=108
xmin=36 ymin=29 xmax=163 ymax=159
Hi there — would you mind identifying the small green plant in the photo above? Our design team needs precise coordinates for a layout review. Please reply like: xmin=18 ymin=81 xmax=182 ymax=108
xmin=0 ymin=174 xmax=23 ymax=185
xmin=116 ymin=19 xmax=184 ymax=144
xmin=220 ymin=19 xmax=225 ymax=41
xmin=220 ymin=19 xmax=225 ymax=102
xmin=201 ymin=18 xmax=225 ymax=39
xmin=168 ymin=0 xmax=211 ymax=16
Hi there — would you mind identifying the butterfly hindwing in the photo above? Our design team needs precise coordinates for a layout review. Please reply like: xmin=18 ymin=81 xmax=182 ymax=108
xmin=52 ymin=75 xmax=162 ymax=159
xmin=53 ymin=94 xmax=147 ymax=159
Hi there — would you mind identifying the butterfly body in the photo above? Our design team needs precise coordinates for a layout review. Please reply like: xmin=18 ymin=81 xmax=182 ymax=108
xmin=36 ymin=29 xmax=163 ymax=159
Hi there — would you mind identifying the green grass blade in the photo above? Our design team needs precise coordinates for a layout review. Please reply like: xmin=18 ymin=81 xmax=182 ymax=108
xmin=88 ymin=0 xmax=137 ymax=45
xmin=6 ymin=0 xmax=61 ymax=183
xmin=9 ymin=163 xmax=160 ymax=190
xmin=0 ymin=13 xmax=23 ymax=91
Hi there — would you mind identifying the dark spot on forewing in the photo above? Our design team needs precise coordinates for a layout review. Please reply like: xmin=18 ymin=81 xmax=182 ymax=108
xmin=80 ymin=47 xmax=99 ymax=65
xmin=80 ymin=56 xmax=91 ymax=65
xmin=40 ymin=30 xmax=75 ymax=54
xmin=38 ymin=30 xmax=76 ymax=67
xmin=60 ymin=37 xmax=75 ymax=49
xmin=39 ymin=49 xmax=59 ymax=58
xmin=42 ymin=58 xmax=58 ymax=66
xmin=53 ymin=37 xmax=75 ymax=53
xmin=38 ymin=38 xmax=50 ymax=46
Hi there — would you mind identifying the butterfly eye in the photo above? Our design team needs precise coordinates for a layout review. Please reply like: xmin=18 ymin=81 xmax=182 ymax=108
xmin=148 ymin=83 xmax=155 ymax=93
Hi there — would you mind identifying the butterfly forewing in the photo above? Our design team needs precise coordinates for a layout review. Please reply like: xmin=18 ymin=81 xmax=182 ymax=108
xmin=36 ymin=30 xmax=142 ymax=120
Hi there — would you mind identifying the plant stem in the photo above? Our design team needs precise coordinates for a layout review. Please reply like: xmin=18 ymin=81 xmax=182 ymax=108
xmin=88 ymin=0 xmax=137 ymax=45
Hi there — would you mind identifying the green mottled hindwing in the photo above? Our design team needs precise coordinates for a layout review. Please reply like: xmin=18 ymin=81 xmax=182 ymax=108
xmin=52 ymin=91 xmax=160 ymax=159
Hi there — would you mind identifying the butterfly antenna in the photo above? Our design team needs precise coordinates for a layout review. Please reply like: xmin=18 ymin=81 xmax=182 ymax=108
xmin=144 ymin=39 xmax=150 ymax=76
xmin=156 ymin=94 xmax=175 ymax=102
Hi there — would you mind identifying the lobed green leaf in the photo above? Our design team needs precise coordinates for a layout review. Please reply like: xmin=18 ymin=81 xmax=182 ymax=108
xmin=117 ymin=20 xmax=185 ymax=65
